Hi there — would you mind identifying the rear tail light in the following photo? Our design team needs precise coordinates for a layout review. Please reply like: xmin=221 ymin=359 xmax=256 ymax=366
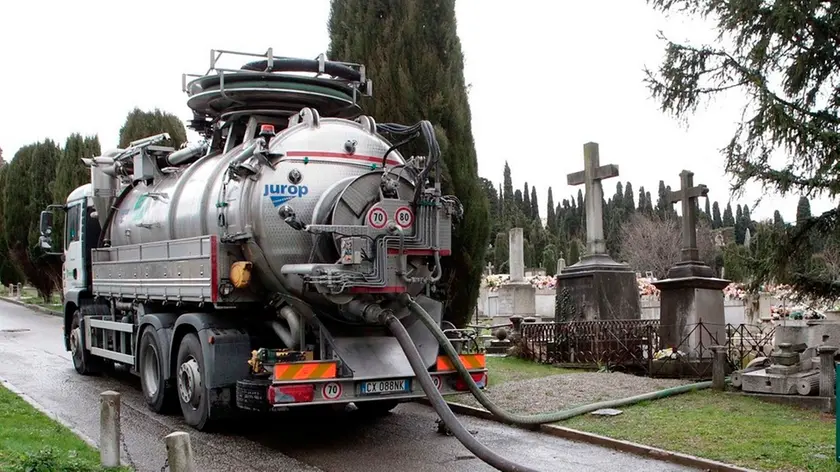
xmin=455 ymin=372 xmax=487 ymax=391
xmin=268 ymin=384 xmax=314 ymax=404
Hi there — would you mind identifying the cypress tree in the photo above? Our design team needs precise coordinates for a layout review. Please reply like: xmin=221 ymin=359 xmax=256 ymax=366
xmin=542 ymin=245 xmax=557 ymax=277
xmin=119 ymin=108 xmax=187 ymax=149
xmin=656 ymin=180 xmax=668 ymax=219
xmin=723 ymin=203 xmax=735 ymax=227
xmin=546 ymin=187 xmax=556 ymax=232
xmin=735 ymin=204 xmax=745 ymax=244
xmin=644 ymin=191 xmax=654 ymax=215
xmin=0 ymin=164 xmax=22 ymax=285
xmin=493 ymin=232 xmax=508 ymax=273
xmin=773 ymin=210 xmax=784 ymax=230
xmin=530 ymin=186 xmax=539 ymax=221
xmin=502 ymin=161 xmax=515 ymax=220
xmin=624 ymin=182 xmax=635 ymax=214
xmin=523 ymin=183 xmax=531 ymax=217
xmin=796 ymin=196 xmax=811 ymax=224
xmin=704 ymin=197 xmax=711 ymax=221
xmin=4 ymin=141 xmax=62 ymax=300
xmin=327 ymin=0 xmax=490 ymax=326
xmin=53 ymin=134 xmax=100 ymax=205
xmin=637 ymin=186 xmax=646 ymax=213
xmin=712 ymin=201 xmax=723 ymax=229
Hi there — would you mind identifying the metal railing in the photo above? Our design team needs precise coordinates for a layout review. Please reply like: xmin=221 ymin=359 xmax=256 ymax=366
xmin=517 ymin=319 xmax=777 ymax=379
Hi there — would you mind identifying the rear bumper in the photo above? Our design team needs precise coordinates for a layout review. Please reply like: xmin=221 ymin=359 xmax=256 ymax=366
xmin=236 ymin=369 xmax=488 ymax=411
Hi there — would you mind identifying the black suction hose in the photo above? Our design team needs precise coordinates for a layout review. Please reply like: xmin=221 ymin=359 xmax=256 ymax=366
xmin=381 ymin=312 xmax=541 ymax=472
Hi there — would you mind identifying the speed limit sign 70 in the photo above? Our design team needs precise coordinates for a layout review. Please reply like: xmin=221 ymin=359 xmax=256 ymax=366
xmin=367 ymin=207 xmax=387 ymax=229
xmin=394 ymin=207 xmax=414 ymax=229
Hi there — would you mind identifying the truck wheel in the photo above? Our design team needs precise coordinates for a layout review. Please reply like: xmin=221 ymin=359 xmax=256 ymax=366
xmin=355 ymin=400 xmax=400 ymax=416
xmin=138 ymin=328 xmax=175 ymax=413
xmin=175 ymin=333 xmax=211 ymax=430
xmin=69 ymin=310 xmax=100 ymax=376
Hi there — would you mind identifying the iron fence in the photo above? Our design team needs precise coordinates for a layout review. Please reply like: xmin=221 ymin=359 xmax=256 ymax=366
xmin=517 ymin=319 xmax=777 ymax=379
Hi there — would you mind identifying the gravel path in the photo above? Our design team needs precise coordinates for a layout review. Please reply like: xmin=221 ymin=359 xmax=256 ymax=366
xmin=451 ymin=372 xmax=695 ymax=414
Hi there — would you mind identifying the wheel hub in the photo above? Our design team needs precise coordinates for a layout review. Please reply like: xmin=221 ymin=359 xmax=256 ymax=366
xmin=177 ymin=358 xmax=202 ymax=408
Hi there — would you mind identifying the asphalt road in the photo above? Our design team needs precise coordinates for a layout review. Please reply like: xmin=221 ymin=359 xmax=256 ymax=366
xmin=0 ymin=300 xmax=697 ymax=472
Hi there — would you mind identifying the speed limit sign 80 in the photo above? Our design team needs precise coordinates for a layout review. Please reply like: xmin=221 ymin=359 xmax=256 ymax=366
xmin=394 ymin=207 xmax=414 ymax=229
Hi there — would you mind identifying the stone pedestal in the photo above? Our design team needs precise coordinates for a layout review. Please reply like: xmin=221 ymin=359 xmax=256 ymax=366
xmin=555 ymin=257 xmax=641 ymax=321
xmin=652 ymin=276 xmax=730 ymax=358
xmin=496 ymin=282 xmax=536 ymax=319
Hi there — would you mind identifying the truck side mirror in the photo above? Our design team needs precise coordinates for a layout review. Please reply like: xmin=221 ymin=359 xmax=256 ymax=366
xmin=39 ymin=211 xmax=53 ymax=237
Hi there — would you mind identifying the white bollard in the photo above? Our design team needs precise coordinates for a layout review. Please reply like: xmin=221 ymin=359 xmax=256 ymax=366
xmin=99 ymin=391 xmax=121 ymax=467
xmin=165 ymin=431 xmax=196 ymax=472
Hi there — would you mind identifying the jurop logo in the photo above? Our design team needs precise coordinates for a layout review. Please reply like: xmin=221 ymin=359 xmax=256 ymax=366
xmin=264 ymin=184 xmax=309 ymax=207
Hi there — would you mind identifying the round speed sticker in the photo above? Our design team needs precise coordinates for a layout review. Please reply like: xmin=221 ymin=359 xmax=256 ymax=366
xmin=367 ymin=207 xmax=387 ymax=229
xmin=394 ymin=206 xmax=414 ymax=229
xmin=322 ymin=382 xmax=343 ymax=400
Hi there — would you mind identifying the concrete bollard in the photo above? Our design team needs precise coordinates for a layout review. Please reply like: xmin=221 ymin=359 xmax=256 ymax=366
xmin=711 ymin=345 xmax=727 ymax=391
xmin=818 ymin=345 xmax=838 ymax=400
xmin=165 ymin=431 xmax=196 ymax=472
xmin=99 ymin=391 xmax=121 ymax=467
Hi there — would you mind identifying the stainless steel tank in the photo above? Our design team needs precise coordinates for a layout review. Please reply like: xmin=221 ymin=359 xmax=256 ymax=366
xmin=109 ymin=112 xmax=407 ymax=296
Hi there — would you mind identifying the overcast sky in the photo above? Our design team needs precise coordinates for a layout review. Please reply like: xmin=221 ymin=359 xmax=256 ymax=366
xmin=0 ymin=0 xmax=833 ymax=222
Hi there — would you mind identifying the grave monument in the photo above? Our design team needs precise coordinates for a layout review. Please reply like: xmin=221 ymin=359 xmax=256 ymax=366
xmin=652 ymin=170 xmax=730 ymax=358
xmin=555 ymin=142 xmax=641 ymax=321
xmin=496 ymin=228 xmax=536 ymax=321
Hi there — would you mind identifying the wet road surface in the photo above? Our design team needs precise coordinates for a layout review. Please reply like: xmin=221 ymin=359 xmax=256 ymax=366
xmin=0 ymin=300 xmax=697 ymax=471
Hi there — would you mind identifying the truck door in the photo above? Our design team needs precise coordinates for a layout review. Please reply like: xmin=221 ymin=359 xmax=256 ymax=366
xmin=64 ymin=201 xmax=86 ymax=293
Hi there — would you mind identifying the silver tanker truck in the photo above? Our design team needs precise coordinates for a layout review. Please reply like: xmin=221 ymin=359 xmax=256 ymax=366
xmin=38 ymin=49 xmax=488 ymax=431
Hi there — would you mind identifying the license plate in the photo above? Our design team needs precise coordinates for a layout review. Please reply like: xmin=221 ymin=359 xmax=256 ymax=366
xmin=359 ymin=379 xmax=410 ymax=395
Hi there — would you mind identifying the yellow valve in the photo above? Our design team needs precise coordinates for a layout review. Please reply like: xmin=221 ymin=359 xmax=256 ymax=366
xmin=230 ymin=261 xmax=253 ymax=288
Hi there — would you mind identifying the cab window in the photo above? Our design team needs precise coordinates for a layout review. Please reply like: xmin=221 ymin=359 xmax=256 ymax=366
xmin=65 ymin=204 xmax=81 ymax=249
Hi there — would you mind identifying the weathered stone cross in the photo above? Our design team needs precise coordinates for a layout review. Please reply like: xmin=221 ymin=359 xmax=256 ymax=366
xmin=566 ymin=142 xmax=619 ymax=256
xmin=667 ymin=170 xmax=709 ymax=262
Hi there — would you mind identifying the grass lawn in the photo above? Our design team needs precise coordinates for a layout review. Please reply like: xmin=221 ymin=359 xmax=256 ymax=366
xmin=485 ymin=356 xmax=581 ymax=385
xmin=560 ymin=389 xmax=838 ymax=472
xmin=0 ymin=384 xmax=130 ymax=472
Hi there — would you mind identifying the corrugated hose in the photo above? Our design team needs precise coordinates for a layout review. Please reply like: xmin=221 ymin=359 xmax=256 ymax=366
xmin=383 ymin=294 xmax=715 ymax=472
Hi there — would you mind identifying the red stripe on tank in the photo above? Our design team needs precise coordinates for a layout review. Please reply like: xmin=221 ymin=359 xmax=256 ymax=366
xmin=285 ymin=151 xmax=402 ymax=167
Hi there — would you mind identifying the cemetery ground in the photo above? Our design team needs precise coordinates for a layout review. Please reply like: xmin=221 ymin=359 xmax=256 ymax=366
xmin=449 ymin=358 xmax=838 ymax=472
xmin=0 ymin=383 xmax=129 ymax=472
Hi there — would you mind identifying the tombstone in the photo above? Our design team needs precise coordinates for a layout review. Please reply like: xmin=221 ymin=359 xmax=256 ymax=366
xmin=652 ymin=170 xmax=730 ymax=359
xmin=496 ymin=228 xmax=536 ymax=319
xmin=485 ymin=261 xmax=494 ymax=276
xmin=554 ymin=142 xmax=641 ymax=322
xmin=556 ymin=258 xmax=566 ymax=275
xmin=744 ymin=228 xmax=752 ymax=249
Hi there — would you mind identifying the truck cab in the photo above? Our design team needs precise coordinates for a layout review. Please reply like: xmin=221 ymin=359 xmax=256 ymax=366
xmin=40 ymin=183 xmax=102 ymax=354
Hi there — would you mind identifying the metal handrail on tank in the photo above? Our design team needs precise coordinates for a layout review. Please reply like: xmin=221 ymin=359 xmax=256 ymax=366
xmin=181 ymin=48 xmax=373 ymax=104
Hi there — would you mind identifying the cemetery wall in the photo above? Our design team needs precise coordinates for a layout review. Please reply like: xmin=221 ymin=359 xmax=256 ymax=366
xmin=477 ymin=286 xmax=787 ymax=325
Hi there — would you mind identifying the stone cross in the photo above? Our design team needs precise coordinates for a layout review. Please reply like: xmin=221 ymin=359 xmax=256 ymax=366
xmin=485 ymin=261 xmax=494 ymax=275
xmin=508 ymin=228 xmax=525 ymax=282
xmin=556 ymin=258 xmax=566 ymax=274
xmin=567 ymin=142 xmax=619 ymax=256
xmin=667 ymin=170 xmax=709 ymax=262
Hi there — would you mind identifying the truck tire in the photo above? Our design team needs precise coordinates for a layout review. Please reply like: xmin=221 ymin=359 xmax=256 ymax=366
xmin=69 ymin=310 xmax=101 ymax=376
xmin=138 ymin=328 xmax=175 ymax=413
xmin=175 ymin=333 xmax=211 ymax=430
